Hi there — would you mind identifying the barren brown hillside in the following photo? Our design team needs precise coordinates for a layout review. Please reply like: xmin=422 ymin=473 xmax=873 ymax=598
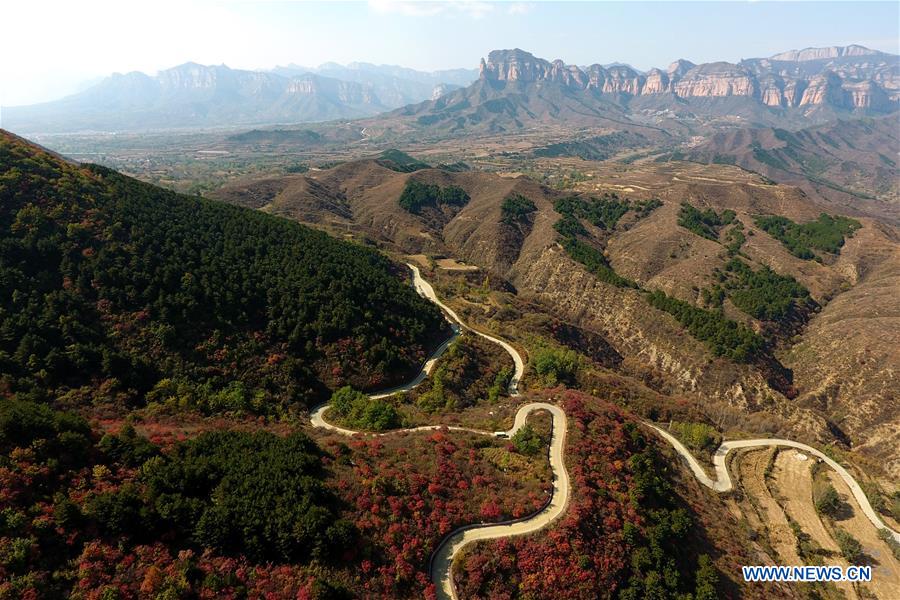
xmin=212 ymin=158 xmax=900 ymax=477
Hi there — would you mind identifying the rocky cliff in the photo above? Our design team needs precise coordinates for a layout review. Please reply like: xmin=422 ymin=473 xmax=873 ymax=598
xmin=478 ymin=46 xmax=898 ymax=111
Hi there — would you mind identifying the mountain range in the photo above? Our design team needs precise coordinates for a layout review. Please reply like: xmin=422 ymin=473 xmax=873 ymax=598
xmin=0 ymin=62 xmax=478 ymax=133
xmin=2 ymin=45 xmax=896 ymax=135
xmin=376 ymin=45 xmax=899 ymax=138
xmin=272 ymin=62 xmax=476 ymax=106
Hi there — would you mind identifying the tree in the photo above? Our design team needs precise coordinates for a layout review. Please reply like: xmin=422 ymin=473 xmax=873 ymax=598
xmin=694 ymin=554 xmax=719 ymax=600
xmin=500 ymin=194 xmax=536 ymax=225
xmin=815 ymin=484 xmax=842 ymax=518
xmin=329 ymin=386 xmax=400 ymax=431
xmin=331 ymin=386 xmax=367 ymax=417
xmin=511 ymin=424 xmax=546 ymax=456
xmin=754 ymin=213 xmax=861 ymax=259
xmin=532 ymin=346 xmax=580 ymax=386
xmin=398 ymin=179 xmax=469 ymax=214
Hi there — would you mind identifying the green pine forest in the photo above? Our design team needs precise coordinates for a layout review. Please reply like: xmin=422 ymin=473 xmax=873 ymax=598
xmin=0 ymin=132 xmax=448 ymax=416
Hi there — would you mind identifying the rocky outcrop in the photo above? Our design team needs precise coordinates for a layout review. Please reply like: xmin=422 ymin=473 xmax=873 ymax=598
xmin=642 ymin=68 xmax=670 ymax=94
xmin=758 ymin=75 xmax=786 ymax=107
xmin=479 ymin=49 xmax=555 ymax=83
xmin=286 ymin=75 xmax=377 ymax=105
xmin=477 ymin=46 xmax=897 ymax=112
xmin=601 ymin=65 xmax=644 ymax=95
xmin=799 ymin=72 xmax=845 ymax=106
xmin=668 ymin=59 xmax=696 ymax=79
xmin=673 ymin=62 xmax=758 ymax=98
xmin=770 ymin=44 xmax=881 ymax=62
xmin=841 ymin=79 xmax=893 ymax=110
xmin=782 ymin=78 xmax=809 ymax=107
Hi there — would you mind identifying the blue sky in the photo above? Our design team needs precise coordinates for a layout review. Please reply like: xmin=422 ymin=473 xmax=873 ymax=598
xmin=2 ymin=1 xmax=898 ymax=106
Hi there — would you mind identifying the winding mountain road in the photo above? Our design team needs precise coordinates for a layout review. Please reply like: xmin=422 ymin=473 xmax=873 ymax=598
xmin=406 ymin=263 xmax=524 ymax=397
xmin=430 ymin=403 xmax=568 ymax=600
xmin=309 ymin=262 xmax=899 ymax=598
xmin=645 ymin=424 xmax=900 ymax=544
xmin=309 ymin=264 xmax=566 ymax=599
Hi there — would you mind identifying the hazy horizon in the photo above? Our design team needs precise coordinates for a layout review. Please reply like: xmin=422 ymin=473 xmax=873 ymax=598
xmin=3 ymin=0 xmax=898 ymax=107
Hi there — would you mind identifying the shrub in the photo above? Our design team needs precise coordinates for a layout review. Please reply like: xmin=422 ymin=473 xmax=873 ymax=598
xmin=833 ymin=528 xmax=863 ymax=563
xmin=860 ymin=481 xmax=886 ymax=514
xmin=560 ymin=237 xmax=638 ymax=288
xmin=694 ymin=554 xmax=719 ymax=600
xmin=678 ymin=203 xmax=734 ymax=240
xmin=877 ymin=528 xmax=900 ymax=560
xmin=98 ymin=424 xmax=159 ymax=467
xmin=718 ymin=258 xmax=811 ymax=322
xmin=554 ymin=194 xmax=631 ymax=230
xmin=646 ymin=290 xmax=764 ymax=362
xmin=669 ymin=422 xmax=721 ymax=453
xmin=486 ymin=367 xmax=511 ymax=403
xmin=376 ymin=149 xmax=430 ymax=172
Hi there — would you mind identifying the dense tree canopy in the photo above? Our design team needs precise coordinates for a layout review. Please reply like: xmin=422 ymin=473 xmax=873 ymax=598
xmin=142 ymin=430 xmax=352 ymax=562
xmin=398 ymin=179 xmax=470 ymax=214
xmin=329 ymin=385 xmax=401 ymax=431
xmin=552 ymin=194 xmax=643 ymax=289
xmin=0 ymin=398 xmax=357 ymax=598
xmin=677 ymin=203 xmax=736 ymax=240
xmin=754 ymin=213 xmax=861 ymax=259
xmin=500 ymin=194 xmax=537 ymax=225
xmin=375 ymin=149 xmax=430 ymax=173
xmin=0 ymin=132 xmax=447 ymax=413
xmin=647 ymin=290 xmax=764 ymax=362
xmin=555 ymin=194 xmax=632 ymax=230
xmin=705 ymin=258 xmax=812 ymax=322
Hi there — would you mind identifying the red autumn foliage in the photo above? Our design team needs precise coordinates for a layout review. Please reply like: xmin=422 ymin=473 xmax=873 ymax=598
xmin=454 ymin=390 xmax=644 ymax=599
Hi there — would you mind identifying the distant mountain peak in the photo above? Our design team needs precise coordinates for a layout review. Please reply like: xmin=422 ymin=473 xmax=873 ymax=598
xmin=769 ymin=44 xmax=882 ymax=62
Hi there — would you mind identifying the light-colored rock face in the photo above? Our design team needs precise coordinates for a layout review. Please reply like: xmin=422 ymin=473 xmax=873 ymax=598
xmin=643 ymin=68 xmax=670 ymax=94
xmin=799 ymin=72 xmax=845 ymax=106
xmin=758 ymin=76 xmax=785 ymax=106
xmin=159 ymin=64 xmax=221 ymax=90
xmin=673 ymin=63 xmax=758 ymax=98
xmin=430 ymin=83 xmax=454 ymax=101
xmin=602 ymin=66 xmax=644 ymax=95
xmin=585 ymin=64 xmax=606 ymax=89
xmin=782 ymin=79 xmax=808 ymax=107
xmin=771 ymin=45 xmax=881 ymax=62
xmin=480 ymin=49 xmax=556 ymax=83
xmin=841 ymin=80 xmax=892 ymax=110
xmin=667 ymin=59 xmax=696 ymax=79
xmin=477 ymin=46 xmax=897 ymax=111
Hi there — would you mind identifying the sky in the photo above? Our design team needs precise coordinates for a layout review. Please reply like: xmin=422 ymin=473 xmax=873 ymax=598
xmin=2 ymin=0 xmax=898 ymax=106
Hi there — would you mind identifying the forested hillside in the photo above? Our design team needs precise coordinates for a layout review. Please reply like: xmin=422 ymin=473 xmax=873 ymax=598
xmin=0 ymin=131 xmax=448 ymax=414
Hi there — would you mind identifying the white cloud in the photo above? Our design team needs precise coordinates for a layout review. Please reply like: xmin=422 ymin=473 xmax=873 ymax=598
xmin=506 ymin=2 xmax=533 ymax=16
xmin=368 ymin=1 xmax=495 ymax=19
